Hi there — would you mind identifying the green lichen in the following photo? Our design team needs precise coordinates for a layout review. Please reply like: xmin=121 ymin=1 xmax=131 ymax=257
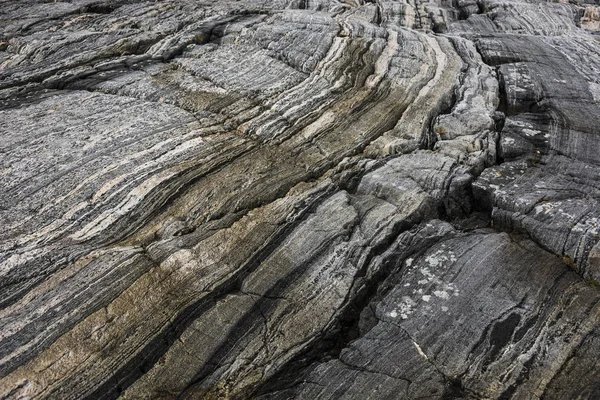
xmin=587 ymin=279 xmax=600 ymax=288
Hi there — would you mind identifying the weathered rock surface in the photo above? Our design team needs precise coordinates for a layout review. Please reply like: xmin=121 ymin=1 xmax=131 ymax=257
xmin=1 ymin=0 xmax=599 ymax=399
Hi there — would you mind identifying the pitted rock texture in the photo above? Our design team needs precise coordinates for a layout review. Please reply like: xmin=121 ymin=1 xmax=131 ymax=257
xmin=1 ymin=1 xmax=600 ymax=399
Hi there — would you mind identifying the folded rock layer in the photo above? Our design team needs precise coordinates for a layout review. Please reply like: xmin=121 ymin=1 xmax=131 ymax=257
xmin=1 ymin=0 xmax=599 ymax=399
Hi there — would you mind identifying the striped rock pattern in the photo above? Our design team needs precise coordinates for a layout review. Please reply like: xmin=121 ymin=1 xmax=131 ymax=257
xmin=1 ymin=0 xmax=599 ymax=399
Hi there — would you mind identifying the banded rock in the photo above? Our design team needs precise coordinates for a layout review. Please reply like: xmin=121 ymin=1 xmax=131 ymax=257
xmin=1 ymin=1 xmax=600 ymax=399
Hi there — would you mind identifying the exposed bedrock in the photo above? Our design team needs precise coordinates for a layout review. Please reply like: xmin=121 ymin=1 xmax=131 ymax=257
xmin=1 ymin=0 xmax=599 ymax=399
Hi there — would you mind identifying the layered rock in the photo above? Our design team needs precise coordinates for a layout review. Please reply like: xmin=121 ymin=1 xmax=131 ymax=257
xmin=1 ymin=0 xmax=600 ymax=399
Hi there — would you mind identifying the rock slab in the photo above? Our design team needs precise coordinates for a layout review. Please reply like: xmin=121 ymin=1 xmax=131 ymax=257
xmin=1 ymin=0 xmax=600 ymax=399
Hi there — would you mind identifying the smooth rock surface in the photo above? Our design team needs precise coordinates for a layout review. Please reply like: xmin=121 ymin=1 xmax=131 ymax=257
xmin=1 ymin=0 xmax=599 ymax=399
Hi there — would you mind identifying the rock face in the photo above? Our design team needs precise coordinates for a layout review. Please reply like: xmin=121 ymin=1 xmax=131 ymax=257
xmin=1 ymin=0 xmax=600 ymax=399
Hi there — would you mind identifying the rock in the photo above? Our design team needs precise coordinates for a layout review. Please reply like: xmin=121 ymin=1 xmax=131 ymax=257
xmin=255 ymin=225 xmax=600 ymax=399
xmin=473 ymin=156 xmax=600 ymax=281
xmin=1 ymin=0 xmax=600 ymax=399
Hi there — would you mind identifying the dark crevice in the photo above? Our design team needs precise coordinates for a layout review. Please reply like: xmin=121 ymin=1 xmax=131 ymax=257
xmin=373 ymin=0 xmax=383 ymax=25
xmin=426 ymin=83 xmax=459 ymax=150
xmin=80 ymin=3 xmax=121 ymax=15
xmin=443 ymin=377 xmax=467 ymax=399
xmin=485 ymin=312 xmax=522 ymax=367
xmin=476 ymin=0 xmax=487 ymax=15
